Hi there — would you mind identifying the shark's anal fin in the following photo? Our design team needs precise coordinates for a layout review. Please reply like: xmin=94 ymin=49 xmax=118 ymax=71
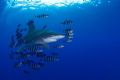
xmin=27 ymin=20 xmax=36 ymax=33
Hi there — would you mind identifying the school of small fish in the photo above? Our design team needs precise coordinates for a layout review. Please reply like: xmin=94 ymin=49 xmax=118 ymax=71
xmin=9 ymin=13 xmax=74 ymax=74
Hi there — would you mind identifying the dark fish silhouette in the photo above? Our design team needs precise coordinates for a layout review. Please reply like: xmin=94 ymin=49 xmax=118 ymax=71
xmin=61 ymin=19 xmax=73 ymax=25
xmin=23 ymin=60 xmax=45 ymax=70
xmin=9 ymin=35 xmax=15 ymax=48
xmin=17 ymin=44 xmax=45 ymax=53
xmin=43 ymin=55 xmax=59 ymax=62
xmin=16 ymin=32 xmax=22 ymax=40
xmin=16 ymin=24 xmax=23 ymax=40
xmin=65 ymin=29 xmax=73 ymax=38
xmin=64 ymin=28 xmax=74 ymax=42
xmin=42 ymin=53 xmax=59 ymax=62
xmin=30 ymin=62 xmax=44 ymax=70
xmin=35 ymin=14 xmax=49 ymax=19
xmin=36 ymin=51 xmax=46 ymax=58
xmin=22 ymin=60 xmax=34 ymax=65
xmin=18 ymin=53 xmax=30 ymax=59
xmin=14 ymin=62 xmax=23 ymax=68
xmin=13 ymin=24 xmax=27 ymax=47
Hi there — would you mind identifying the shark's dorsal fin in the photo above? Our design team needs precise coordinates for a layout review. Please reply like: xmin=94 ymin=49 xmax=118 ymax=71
xmin=27 ymin=20 xmax=36 ymax=33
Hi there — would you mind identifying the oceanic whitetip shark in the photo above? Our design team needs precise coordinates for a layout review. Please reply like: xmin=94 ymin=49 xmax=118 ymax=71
xmin=23 ymin=20 xmax=65 ymax=44
xmin=15 ymin=20 xmax=65 ymax=52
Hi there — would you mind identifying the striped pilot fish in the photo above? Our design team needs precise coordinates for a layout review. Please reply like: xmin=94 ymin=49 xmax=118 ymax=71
xmin=41 ymin=53 xmax=59 ymax=62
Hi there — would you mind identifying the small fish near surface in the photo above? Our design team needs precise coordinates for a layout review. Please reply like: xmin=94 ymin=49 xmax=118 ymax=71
xmin=35 ymin=14 xmax=49 ymax=19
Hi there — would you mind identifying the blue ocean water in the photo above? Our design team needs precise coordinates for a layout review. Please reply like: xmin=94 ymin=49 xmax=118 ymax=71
xmin=0 ymin=0 xmax=120 ymax=80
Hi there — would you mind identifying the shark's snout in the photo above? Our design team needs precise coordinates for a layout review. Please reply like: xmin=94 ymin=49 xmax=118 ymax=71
xmin=43 ymin=35 xmax=65 ymax=43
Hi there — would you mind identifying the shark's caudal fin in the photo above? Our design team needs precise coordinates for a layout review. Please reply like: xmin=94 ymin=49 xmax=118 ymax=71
xmin=27 ymin=20 xmax=36 ymax=33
